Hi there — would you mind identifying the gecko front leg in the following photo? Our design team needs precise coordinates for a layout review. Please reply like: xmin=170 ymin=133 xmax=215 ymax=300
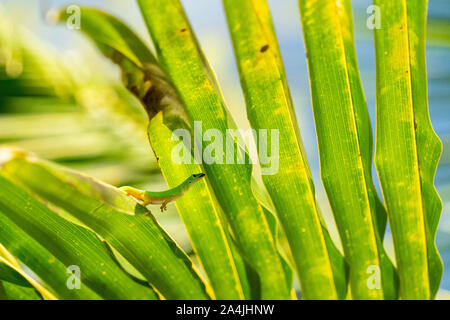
xmin=160 ymin=201 xmax=168 ymax=212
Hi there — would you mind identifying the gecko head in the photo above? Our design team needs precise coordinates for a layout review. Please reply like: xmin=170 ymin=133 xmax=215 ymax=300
xmin=187 ymin=173 xmax=205 ymax=185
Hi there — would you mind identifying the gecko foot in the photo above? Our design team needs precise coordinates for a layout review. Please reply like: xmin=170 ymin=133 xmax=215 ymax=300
xmin=143 ymin=209 xmax=153 ymax=217
xmin=143 ymin=211 xmax=157 ymax=223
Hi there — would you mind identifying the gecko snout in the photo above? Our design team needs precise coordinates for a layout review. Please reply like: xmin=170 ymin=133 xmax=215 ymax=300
xmin=192 ymin=173 xmax=205 ymax=178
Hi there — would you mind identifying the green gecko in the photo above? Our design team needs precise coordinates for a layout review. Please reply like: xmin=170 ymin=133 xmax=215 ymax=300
xmin=120 ymin=173 xmax=205 ymax=212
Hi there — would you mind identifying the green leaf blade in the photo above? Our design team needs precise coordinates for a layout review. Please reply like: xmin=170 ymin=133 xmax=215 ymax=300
xmin=2 ymin=153 xmax=209 ymax=300
xmin=148 ymin=113 xmax=245 ymax=299
xmin=299 ymin=0 xmax=396 ymax=299
xmin=0 ymin=260 xmax=33 ymax=288
xmin=222 ymin=0 xmax=347 ymax=299
xmin=0 ymin=169 xmax=159 ymax=300
xmin=0 ymin=179 xmax=100 ymax=300
xmin=137 ymin=0 xmax=293 ymax=299
xmin=374 ymin=0 xmax=443 ymax=299
xmin=0 ymin=281 xmax=42 ymax=300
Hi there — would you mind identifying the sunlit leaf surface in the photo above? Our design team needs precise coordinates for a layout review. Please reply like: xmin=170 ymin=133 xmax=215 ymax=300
xmin=374 ymin=0 xmax=443 ymax=299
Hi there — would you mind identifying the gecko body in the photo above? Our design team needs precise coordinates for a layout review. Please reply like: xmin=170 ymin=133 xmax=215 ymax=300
xmin=120 ymin=173 xmax=205 ymax=212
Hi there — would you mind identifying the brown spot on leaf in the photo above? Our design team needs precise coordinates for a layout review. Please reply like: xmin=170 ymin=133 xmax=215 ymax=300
xmin=180 ymin=28 xmax=187 ymax=33
xmin=260 ymin=44 xmax=269 ymax=53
